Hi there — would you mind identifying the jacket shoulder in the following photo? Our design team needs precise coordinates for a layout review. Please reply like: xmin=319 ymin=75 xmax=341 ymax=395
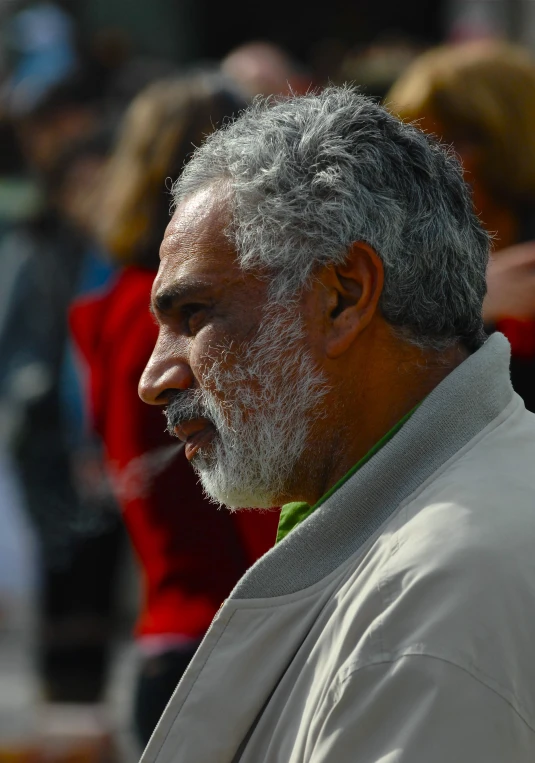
xmin=358 ymin=404 xmax=535 ymax=724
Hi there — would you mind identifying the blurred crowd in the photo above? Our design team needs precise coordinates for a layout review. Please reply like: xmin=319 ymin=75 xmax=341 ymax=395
xmin=2 ymin=0 xmax=535 ymax=758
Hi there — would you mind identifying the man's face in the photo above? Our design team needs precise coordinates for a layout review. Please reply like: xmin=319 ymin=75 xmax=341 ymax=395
xmin=139 ymin=186 xmax=328 ymax=509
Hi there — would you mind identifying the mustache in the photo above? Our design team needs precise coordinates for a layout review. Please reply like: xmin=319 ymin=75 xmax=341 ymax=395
xmin=164 ymin=391 xmax=212 ymax=435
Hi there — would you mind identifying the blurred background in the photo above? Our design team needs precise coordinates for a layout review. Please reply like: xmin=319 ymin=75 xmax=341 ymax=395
xmin=2 ymin=0 xmax=535 ymax=760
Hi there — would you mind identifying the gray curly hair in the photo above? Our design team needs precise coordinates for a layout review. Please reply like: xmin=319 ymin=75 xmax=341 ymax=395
xmin=172 ymin=85 xmax=489 ymax=351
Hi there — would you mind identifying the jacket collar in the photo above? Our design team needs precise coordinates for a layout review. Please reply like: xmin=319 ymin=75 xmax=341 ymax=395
xmin=232 ymin=333 xmax=514 ymax=600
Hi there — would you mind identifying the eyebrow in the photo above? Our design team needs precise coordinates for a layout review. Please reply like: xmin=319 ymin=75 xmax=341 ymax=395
xmin=150 ymin=279 xmax=212 ymax=316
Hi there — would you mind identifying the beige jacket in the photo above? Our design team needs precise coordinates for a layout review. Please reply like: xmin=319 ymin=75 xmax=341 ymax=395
xmin=142 ymin=333 xmax=535 ymax=762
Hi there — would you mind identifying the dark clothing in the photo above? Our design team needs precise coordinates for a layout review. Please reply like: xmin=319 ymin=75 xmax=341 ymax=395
xmin=134 ymin=647 xmax=200 ymax=747
xmin=0 ymin=213 xmax=123 ymax=702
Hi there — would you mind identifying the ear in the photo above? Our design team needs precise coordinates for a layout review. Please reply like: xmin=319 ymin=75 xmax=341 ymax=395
xmin=321 ymin=241 xmax=384 ymax=359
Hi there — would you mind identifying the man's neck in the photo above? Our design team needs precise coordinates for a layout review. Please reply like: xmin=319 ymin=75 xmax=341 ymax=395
xmin=295 ymin=342 xmax=469 ymax=507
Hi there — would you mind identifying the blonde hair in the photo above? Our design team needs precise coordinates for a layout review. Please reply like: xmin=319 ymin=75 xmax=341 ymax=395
xmin=386 ymin=41 xmax=535 ymax=207
xmin=98 ymin=73 xmax=244 ymax=264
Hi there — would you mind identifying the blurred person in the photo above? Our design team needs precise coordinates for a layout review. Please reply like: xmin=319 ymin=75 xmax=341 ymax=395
xmin=0 ymin=121 xmax=123 ymax=708
xmin=4 ymin=0 xmax=78 ymax=116
xmin=10 ymin=66 xmax=104 ymax=174
xmin=387 ymin=40 xmax=535 ymax=412
xmin=45 ymin=130 xmax=125 ymax=706
xmin=139 ymin=86 xmax=535 ymax=762
xmin=104 ymin=55 xmax=179 ymax=113
xmin=0 ymin=443 xmax=37 ymax=631
xmin=0 ymin=105 xmax=39 ymax=639
xmin=221 ymin=41 xmax=312 ymax=98
xmin=69 ymin=72 xmax=280 ymax=747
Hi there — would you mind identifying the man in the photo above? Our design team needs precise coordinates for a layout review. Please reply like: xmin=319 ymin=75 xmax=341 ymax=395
xmin=138 ymin=87 xmax=535 ymax=761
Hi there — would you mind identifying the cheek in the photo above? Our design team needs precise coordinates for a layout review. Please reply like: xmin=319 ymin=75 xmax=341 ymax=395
xmin=190 ymin=329 xmax=259 ymax=419
xmin=191 ymin=307 xmax=260 ymax=381
xmin=189 ymin=327 xmax=232 ymax=390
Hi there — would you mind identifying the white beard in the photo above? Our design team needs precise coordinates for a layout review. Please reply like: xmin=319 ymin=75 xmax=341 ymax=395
xmin=166 ymin=303 xmax=329 ymax=509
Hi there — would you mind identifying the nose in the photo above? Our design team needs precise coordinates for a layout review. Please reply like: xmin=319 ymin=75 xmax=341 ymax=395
xmin=138 ymin=339 xmax=194 ymax=405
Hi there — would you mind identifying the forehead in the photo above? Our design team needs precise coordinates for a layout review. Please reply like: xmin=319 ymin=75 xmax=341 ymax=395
xmin=154 ymin=185 xmax=241 ymax=298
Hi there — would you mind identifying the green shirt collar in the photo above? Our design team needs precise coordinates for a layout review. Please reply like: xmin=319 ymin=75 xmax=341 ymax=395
xmin=276 ymin=405 xmax=418 ymax=544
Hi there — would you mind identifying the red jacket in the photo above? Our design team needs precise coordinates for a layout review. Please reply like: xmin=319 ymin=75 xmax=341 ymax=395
xmin=70 ymin=266 xmax=279 ymax=639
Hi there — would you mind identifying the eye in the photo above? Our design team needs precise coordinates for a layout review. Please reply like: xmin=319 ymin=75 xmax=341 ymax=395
xmin=182 ymin=303 xmax=208 ymax=335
